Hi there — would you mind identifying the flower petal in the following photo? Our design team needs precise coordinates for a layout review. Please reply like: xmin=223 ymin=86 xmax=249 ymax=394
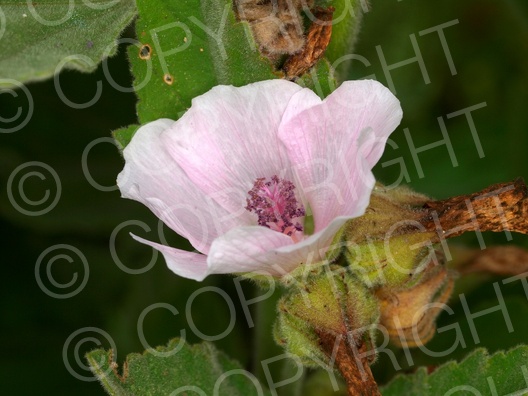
xmin=279 ymin=80 xmax=403 ymax=232
xmin=207 ymin=217 xmax=349 ymax=277
xmin=207 ymin=226 xmax=294 ymax=276
xmin=160 ymin=80 xmax=305 ymax=216
xmin=117 ymin=119 xmax=243 ymax=254
xmin=131 ymin=234 xmax=209 ymax=281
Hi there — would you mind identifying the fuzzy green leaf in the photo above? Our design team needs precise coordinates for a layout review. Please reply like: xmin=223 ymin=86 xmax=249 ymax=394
xmin=381 ymin=346 xmax=528 ymax=396
xmin=296 ymin=58 xmax=336 ymax=99
xmin=0 ymin=0 xmax=136 ymax=86
xmin=112 ymin=124 xmax=140 ymax=151
xmin=129 ymin=0 xmax=278 ymax=125
xmin=87 ymin=338 xmax=270 ymax=396
xmin=322 ymin=0 xmax=365 ymax=82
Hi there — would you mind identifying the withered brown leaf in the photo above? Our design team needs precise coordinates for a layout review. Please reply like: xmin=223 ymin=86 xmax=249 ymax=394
xmin=283 ymin=6 xmax=334 ymax=79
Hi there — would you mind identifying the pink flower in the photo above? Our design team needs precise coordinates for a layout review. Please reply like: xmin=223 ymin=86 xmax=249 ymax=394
xmin=117 ymin=80 xmax=402 ymax=281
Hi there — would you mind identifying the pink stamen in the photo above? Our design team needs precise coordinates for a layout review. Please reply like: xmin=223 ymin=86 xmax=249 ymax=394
xmin=245 ymin=176 xmax=305 ymax=239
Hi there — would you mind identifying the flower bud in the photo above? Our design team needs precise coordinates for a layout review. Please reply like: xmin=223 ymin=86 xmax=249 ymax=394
xmin=376 ymin=265 xmax=456 ymax=347
xmin=275 ymin=264 xmax=380 ymax=367
xmin=339 ymin=185 xmax=438 ymax=289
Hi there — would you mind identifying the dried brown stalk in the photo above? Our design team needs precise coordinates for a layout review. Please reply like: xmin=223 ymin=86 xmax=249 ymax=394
xmin=283 ymin=7 xmax=334 ymax=79
xmin=315 ymin=330 xmax=380 ymax=396
xmin=420 ymin=178 xmax=528 ymax=239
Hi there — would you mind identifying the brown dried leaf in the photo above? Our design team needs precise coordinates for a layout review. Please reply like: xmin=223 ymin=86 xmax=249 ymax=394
xmin=283 ymin=7 xmax=334 ymax=79
xmin=376 ymin=266 xmax=456 ymax=347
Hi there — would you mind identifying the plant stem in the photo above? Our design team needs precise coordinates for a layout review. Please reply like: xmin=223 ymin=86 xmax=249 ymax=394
xmin=420 ymin=178 xmax=528 ymax=238
xmin=315 ymin=330 xmax=380 ymax=396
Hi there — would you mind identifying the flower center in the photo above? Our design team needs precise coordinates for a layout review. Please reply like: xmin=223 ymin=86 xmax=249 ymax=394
xmin=245 ymin=175 xmax=305 ymax=239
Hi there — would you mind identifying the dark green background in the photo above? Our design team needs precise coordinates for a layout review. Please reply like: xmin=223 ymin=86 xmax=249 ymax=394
xmin=1 ymin=0 xmax=527 ymax=394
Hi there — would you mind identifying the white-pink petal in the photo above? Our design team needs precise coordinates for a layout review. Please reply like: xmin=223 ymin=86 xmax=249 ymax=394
xmin=207 ymin=217 xmax=349 ymax=277
xmin=161 ymin=81 xmax=305 ymax=217
xmin=207 ymin=226 xmax=294 ymax=276
xmin=117 ymin=119 xmax=243 ymax=254
xmin=279 ymin=80 xmax=402 ymax=232
xmin=131 ymin=234 xmax=209 ymax=281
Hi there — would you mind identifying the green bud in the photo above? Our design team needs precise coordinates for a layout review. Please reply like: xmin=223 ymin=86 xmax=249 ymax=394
xmin=274 ymin=308 xmax=326 ymax=368
xmin=275 ymin=264 xmax=380 ymax=367
xmin=339 ymin=184 xmax=438 ymax=289
xmin=273 ymin=183 xmax=458 ymax=371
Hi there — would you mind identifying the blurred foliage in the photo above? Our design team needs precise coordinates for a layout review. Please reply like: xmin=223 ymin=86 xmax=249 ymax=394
xmin=1 ymin=0 xmax=528 ymax=394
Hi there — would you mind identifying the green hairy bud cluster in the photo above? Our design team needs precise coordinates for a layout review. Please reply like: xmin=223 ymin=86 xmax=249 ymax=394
xmin=275 ymin=184 xmax=455 ymax=365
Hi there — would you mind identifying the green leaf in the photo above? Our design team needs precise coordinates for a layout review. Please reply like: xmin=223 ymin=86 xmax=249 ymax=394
xmin=381 ymin=346 xmax=528 ymax=396
xmin=112 ymin=124 xmax=140 ymax=151
xmin=87 ymin=338 xmax=270 ymax=396
xmin=0 ymin=0 xmax=136 ymax=86
xmin=296 ymin=58 xmax=336 ymax=99
xmin=322 ymin=0 xmax=365 ymax=82
xmin=129 ymin=0 xmax=278 ymax=125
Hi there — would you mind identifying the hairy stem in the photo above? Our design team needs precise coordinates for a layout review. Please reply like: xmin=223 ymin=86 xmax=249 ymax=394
xmin=420 ymin=178 xmax=528 ymax=238
xmin=315 ymin=330 xmax=380 ymax=396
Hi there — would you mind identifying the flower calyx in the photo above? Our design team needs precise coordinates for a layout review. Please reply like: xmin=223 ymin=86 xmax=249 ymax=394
xmin=274 ymin=263 xmax=381 ymax=395
xmin=330 ymin=184 xmax=438 ymax=290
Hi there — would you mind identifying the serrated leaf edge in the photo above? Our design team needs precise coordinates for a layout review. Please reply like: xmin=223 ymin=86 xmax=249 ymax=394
xmin=381 ymin=345 xmax=528 ymax=394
